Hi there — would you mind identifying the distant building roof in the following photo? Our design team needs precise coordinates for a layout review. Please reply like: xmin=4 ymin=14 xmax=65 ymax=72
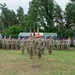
xmin=43 ymin=33 xmax=57 ymax=37
xmin=18 ymin=32 xmax=30 ymax=36
xmin=18 ymin=32 xmax=57 ymax=37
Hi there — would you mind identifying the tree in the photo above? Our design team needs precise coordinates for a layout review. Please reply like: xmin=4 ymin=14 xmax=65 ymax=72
xmin=65 ymin=1 xmax=75 ymax=31
xmin=65 ymin=0 xmax=75 ymax=36
xmin=28 ymin=0 xmax=54 ymax=32
xmin=0 ymin=3 xmax=18 ymax=29
xmin=54 ymin=3 xmax=64 ymax=29
xmin=4 ymin=25 xmax=23 ymax=36
xmin=17 ymin=6 xmax=25 ymax=28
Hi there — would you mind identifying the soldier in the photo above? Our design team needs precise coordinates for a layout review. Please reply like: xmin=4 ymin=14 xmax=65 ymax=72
xmin=0 ymin=39 xmax=2 ymax=49
xmin=2 ymin=38 xmax=6 ymax=49
xmin=6 ymin=38 xmax=10 ymax=50
xmin=20 ymin=38 xmax=25 ymax=54
xmin=28 ymin=37 xmax=34 ymax=59
xmin=45 ymin=38 xmax=49 ymax=49
xmin=37 ymin=37 xmax=42 ymax=58
xmin=66 ymin=40 xmax=70 ymax=50
xmin=26 ymin=38 xmax=30 ymax=54
xmin=64 ymin=40 xmax=66 ymax=50
xmin=41 ymin=38 xmax=45 ymax=55
xmin=15 ymin=39 xmax=18 ymax=50
xmin=9 ymin=39 xmax=11 ymax=49
xmin=13 ymin=39 xmax=16 ymax=50
xmin=11 ymin=39 xmax=15 ymax=50
xmin=33 ymin=37 xmax=38 ymax=54
xmin=21 ymin=37 xmax=26 ymax=48
xmin=52 ymin=39 xmax=56 ymax=50
xmin=60 ymin=40 xmax=64 ymax=50
xmin=17 ymin=39 xmax=20 ymax=49
xmin=55 ymin=40 xmax=60 ymax=50
xmin=74 ymin=40 xmax=75 ymax=49
xmin=47 ymin=37 xmax=53 ymax=54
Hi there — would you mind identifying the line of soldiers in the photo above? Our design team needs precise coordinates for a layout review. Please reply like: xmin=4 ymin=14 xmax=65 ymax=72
xmin=26 ymin=37 xmax=46 ymax=59
xmin=0 ymin=38 xmax=21 ymax=50
xmin=0 ymin=37 xmax=74 ymax=59
xmin=0 ymin=37 xmax=53 ymax=58
xmin=53 ymin=39 xmax=71 ymax=50
xmin=25 ymin=37 xmax=72 ymax=59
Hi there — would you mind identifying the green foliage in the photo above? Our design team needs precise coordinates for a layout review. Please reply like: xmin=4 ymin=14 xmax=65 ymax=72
xmin=0 ymin=3 xmax=18 ymax=29
xmin=0 ymin=1 xmax=75 ymax=37
xmin=17 ymin=6 xmax=24 ymax=27
xmin=4 ymin=25 xmax=23 ymax=36
xmin=28 ymin=0 xmax=54 ymax=32
xmin=65 ymin=1 xmax=75 ymax=31
xmin=70 ymin=0 xmax=75 ymax=2
xmin=54 ymin=4 xmax=64 ymax=29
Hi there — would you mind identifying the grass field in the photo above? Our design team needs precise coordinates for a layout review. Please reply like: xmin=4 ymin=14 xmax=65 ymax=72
xmin=0 ymin=49 xmax=75 ymax=75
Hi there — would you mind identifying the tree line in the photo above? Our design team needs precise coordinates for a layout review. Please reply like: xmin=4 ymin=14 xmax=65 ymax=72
xmin=0 ymin=0 xmax=75 ymax=37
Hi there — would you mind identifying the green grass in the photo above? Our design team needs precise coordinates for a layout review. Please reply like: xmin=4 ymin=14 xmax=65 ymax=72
xmin=0 ymin=49 xmax=75 ymax=75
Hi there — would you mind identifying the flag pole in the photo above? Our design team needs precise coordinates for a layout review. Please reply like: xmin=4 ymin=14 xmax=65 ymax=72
xmin=30 ymin=25 xmax=32 ymax=37
xmin=33 ymin=23 xmax=35 ymax=37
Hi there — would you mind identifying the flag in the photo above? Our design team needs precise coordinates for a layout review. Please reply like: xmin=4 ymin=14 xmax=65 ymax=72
xmin=30 ymin=29 xmax=32 ymax=37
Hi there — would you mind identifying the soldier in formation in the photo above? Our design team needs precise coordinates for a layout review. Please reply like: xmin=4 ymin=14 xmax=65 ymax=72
xmin=46 ymin=37 xmax=53 ymax=54
xmin=27 ymin=37 xmax=34 ymax=59
xmin=0 ymin=36 xmax=74 ymax=59
xmin=20 ymin=38 xmax=25 ymax=54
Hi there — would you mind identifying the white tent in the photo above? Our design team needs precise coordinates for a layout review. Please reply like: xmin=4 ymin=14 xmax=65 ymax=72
xmin=18 ymin=32 xmax=57 ymax=39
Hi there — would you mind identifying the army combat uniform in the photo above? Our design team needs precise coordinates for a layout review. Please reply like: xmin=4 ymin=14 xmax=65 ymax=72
xmin=28 ymin=37 xmax=34 ymax=59
xmin=47 ymin=37 xmax=53 ymax=54
xmin=20 ymin=38 xmax=25 ymax=54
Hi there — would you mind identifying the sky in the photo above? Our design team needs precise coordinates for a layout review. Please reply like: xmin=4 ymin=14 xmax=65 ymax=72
xmin=0 ymin=0 xmax=70 ymax=14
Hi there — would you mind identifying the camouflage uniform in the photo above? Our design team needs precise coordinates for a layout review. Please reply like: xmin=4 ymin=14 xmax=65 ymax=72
xmin=33 ymin=38 xmax=38 ymax=54
xmin=37 ymin=38 xmax=42 ymax=58
xmin=56 ymin=40 xmax=60 ymax=50
xmin=11 ymin=39 xmax=15 ymax=50
xmin=26 ymin=38 xmax=30 ymax=54
xmin=28 ymin=37 xmax=34 ymax=58
xmin=0 ymin=39 xmax=2 ymax=49
xmin=17 ymin=39 xmax=20 ymax=49
xmin=74 ymin=40 xmax=75 ymax=49
xmin=6 ymin=39 xmax=10 ymax=50
xmin=66 ymin=40 xmax=70 ymax=50
xmin=20 ymin=38 xmax=25 ymax=54
xmin=60 ymin=40 xmax=64 ymax=50
xmin=41 ymin=38 xmax=45 ymax=54
xmin=9 ymin=39 xmax=11 ymax=49
xmin=2 ymin=39 xmax=6 ymax=49
xmin=47 ymin=37 xmax=53 ymax=54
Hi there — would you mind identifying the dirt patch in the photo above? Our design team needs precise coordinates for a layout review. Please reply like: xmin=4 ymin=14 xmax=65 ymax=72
xmin=31 ymin=64 xmax=41 ymax=68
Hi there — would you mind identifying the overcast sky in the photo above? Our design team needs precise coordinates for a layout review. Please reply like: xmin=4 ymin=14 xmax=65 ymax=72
xmin=0 ymin=0 xmax=70 ymax=14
